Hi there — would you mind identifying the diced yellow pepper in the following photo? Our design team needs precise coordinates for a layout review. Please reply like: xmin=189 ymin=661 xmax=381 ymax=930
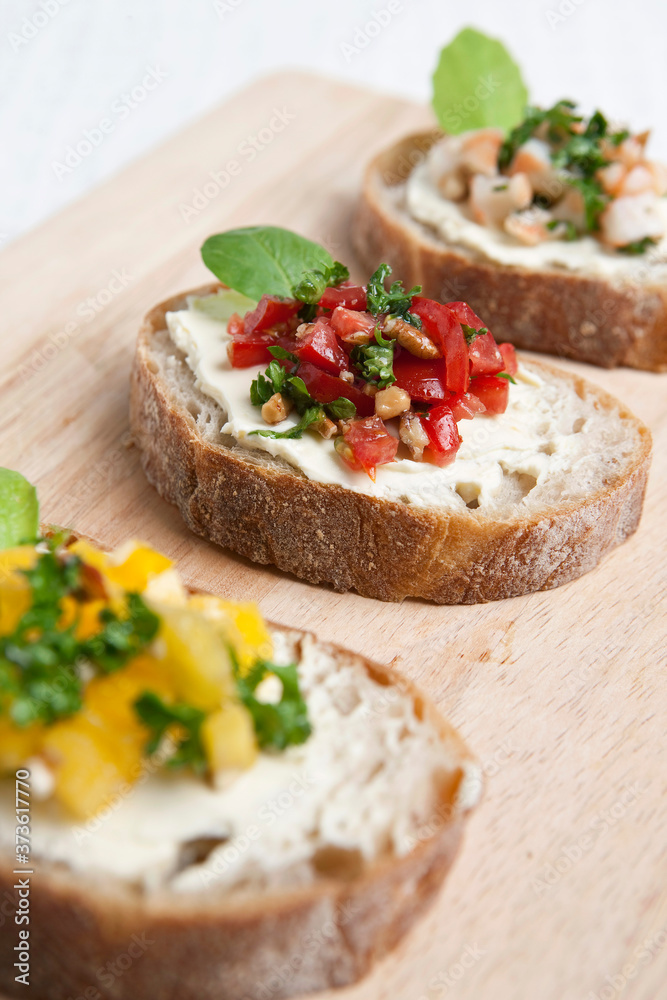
xmin=0 ymin=718 xmax=43 ymax=773
xmin=43 ymin=717 xmax=142 ymax=820
xmin=105 ymin=545 xmax=173 ymax=592
xmin=0 ymin=546 xmax=37 ymax=636
xmin=201 ymin=702 xmax=258 ymax=772
xmin=154 ymin=604 xmax=234 ymax=711
xmin=188 ymin=595 xmax=273 ymax=673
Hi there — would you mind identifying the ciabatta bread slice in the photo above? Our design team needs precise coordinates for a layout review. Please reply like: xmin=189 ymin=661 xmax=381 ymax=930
xmin=129 ymin=286 xmax=651 ymax=604
xmin=0 ymin=625 xmax=480 ymax=1000
xmin=353 ymin=131 xmax=667 ymax=371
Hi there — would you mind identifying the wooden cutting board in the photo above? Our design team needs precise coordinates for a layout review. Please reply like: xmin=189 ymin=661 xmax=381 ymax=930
xmin=1 ymin=72 xmax=665 ymax=1000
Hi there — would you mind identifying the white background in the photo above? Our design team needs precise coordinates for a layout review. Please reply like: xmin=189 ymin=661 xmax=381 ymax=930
xmin=2 ymin=0 xmax=666 ymax=246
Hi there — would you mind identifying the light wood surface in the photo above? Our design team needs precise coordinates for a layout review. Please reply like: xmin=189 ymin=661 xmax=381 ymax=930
xmin=1 ymin=72 xmax=665 ymax=1000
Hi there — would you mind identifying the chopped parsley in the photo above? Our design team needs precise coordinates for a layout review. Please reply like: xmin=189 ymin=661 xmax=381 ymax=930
xmin=366 ymin=263 xmax=422 ymax=328
xmin=461 ymin=323 xmax=489 ymax=346
xmin=249 ymin=349 xmax=356 ymax=438
xmin=351 ymin=327 xmax=396 ymax=387
xmin=618 ymin=236 xmax=659 ymax=255
xmin=0 ymin=545 xmax=159 ymax=727
xmin=546 ymin=219 xmax=578 ymax=241
xmin=233 ymin=655 xmax=311 ymax=751
xmin=134 ymin=692 xmax=207 ymax=772
xmin=293 ymin=261 xmax=350 ymax=305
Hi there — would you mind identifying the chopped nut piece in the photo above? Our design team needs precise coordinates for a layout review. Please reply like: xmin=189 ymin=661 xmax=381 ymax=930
xmin=261 ymin=392 xmax=292 ymax=425
xmin=339 ymin=370 xmax=354 ymax=383
xmin=362 ymin=383 xmax=378 ymax=397
xmin=313 ymin=416 xmax=337 ymax=439
xmin=384 ymin=316 xmax=441 ymax=359
xmin=375 ymin=385 xmax=411 ymax=420
xmin=342 ymin=330 xmax=372 ymax=346
xmin=295 ymin=323 xmax=314 ymax=340
xmin=399 ymin=412 xmax=430 ymax=460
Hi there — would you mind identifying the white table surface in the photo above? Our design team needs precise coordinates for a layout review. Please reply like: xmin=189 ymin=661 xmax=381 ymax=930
xmin=1 ymin=0 xmax=666 ymax=246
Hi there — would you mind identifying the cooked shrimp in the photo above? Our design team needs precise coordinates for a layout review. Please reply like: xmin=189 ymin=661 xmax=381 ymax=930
xmin=509 ymin=138 xmax=563 ymax=198
xmin=597 ymin=161 xmax=627 ymax=197
xmin=470 ymin=173 xmax=532 ymax=227
xmin=551 ymin=185 xmax=586 ymax=230
xmin=599 ymin=191 xmax=665 ymax=247
xmin=619 ymin=165 xmax=655 ymax=197
xmin=459 ymin=128 xmax=504 ymax=176
xmin=504 ymin=207 xmax=552 ymax=245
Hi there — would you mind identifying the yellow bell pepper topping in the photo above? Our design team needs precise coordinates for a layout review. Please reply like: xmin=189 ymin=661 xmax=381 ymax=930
xmin=0 ymin=546 xmax=38 ymax=636
xmin=187 ymin=595 xmax=273 ymax=673
xmin=201 ymin=702 xmax=258 ymax=772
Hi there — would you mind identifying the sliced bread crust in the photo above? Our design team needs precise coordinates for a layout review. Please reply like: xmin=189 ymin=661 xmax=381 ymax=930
xmin=352 ymin=131 xmax=667 ymax=371
xmin=0 ymin=626 xmax=478 ymax=1000
xmin=128 ymin=287 xmax=651 ymax=604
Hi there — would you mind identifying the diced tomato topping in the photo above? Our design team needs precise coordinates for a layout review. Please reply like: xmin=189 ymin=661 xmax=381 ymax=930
xmin=448 ymin=392 xmax=487 ymax=421
xmin=393 ymin=352 xmax=449 ymax=404
xmin=499 ymin=342 xmax=518 ymax=376
xmin=227 ymin=336 xmax=276 ymax=368
xmin=411 ymin=297 xmax=469 ymax=394
xmin=421 ymin=405 xmax=461 ymax=466
xmin=340 ymin=416 xmax=398 ymax=480
xmin=319 ymin=284 xmax=367 ymax=311
xmin=294 ymin=318 xmax=348 ymax=375
xmin=445 ymin=301 xmax=503 ymax=377
xmin=468 ymin=375 xmax=510 ymax=415
xmin=297 ymin=362 xmax=375 ymax=417
xmin=329 ymin=307 xmax=377 ymax=342
xmin=227 ymin=312 xmax=244 ymax=337
xmin=243 ymin=295 xmax=301 ymax=336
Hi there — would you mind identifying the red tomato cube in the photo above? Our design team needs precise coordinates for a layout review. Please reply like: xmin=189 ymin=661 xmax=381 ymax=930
xmin=329 ymin=307 xmax=377 ymax=341
xmin=319 ymin=284 xmax=368 ymax=311
xmin=297 ymin=363 xmax=375 ymax=417
xmin=294 ymin=319 xmax=349 ymax=375
xmin=421 ymin=405 xmax=461 ymax=466
xmin=227 ymin=337 xmax=276 ymax=368
xmin=468 ymin=375 xmax=510 ymax=415
xmin=448 ymin=392 xmax=487 ymax=420
xmin=341 ymin=416 xmax=398 ymax=480
xmin=410 ymin=297 xmax=469 ymax=394
xmin=499 ymin=343 xmax=518 ymax=376
xmin=393 ymin=352 xmax=449 ymax=404
xmin=243 ymin=295 xmax=300 ymax=336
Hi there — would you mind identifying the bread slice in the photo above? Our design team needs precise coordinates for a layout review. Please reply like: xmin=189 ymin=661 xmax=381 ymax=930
xmin=0 ymin=624 xmax=480 ymax=1000
xmin=353 ymin=131 xmax=667 ymax=371
xmin=129 ymin=286 xmax=651 ymax=604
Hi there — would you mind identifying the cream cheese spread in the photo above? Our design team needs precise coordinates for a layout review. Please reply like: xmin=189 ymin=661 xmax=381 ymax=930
xmin=405 ymin=151 xmax=667 ymax=278
xmin=163 ymin=291 xmax=605 ymax=512
xmin=0 ymin=631 xmax=471 ymax=892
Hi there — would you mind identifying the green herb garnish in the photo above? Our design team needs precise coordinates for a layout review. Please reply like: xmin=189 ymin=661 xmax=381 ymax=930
xmin=250 ymin=405 xmax=326 ymax=440
xmin=134 ymin=692 xmax=207 ymax=772
xmin=546 ymin=219 xmax=578 ymax=241
xmin=249 ymin=351 xmax=355 ymax=437
xmin=0 ymin=546 xmax=159 ymax=727
xmin=461 ymin=323 xmax=489 ymax=346
xmin=366 ymin=264 xmax=421 ymax=329
xmin=233 ymin=656 xmax=311 ymax=751
xmin=351 ymin=327 xmax=396 ymax=387
xmin=0 ymin=468 xmax=39 ymax=551
xmin=618 ymin=236 xmax=659 ymax=255
xmin=432 ymin=28 xmax=528 ymax=135
xmin=496 ymin=372 xmax=517 ymax=384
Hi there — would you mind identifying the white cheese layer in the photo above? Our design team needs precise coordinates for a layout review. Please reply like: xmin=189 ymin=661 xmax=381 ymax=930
xmin=405 ymin=153 xmax=667 ymax=278
xmin=0 ymin=631 xmax=472 ymax=893
xmin=164 ymin=293 xmax=608 ymax=513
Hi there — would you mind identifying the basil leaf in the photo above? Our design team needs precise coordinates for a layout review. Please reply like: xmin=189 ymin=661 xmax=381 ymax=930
xmin=0 ymin=468 xmax=39 ymax=550
xmin=433 ymin=28 xmax=528 ymax=135
xmin=201 ymin=227 xmax=334 ymax=300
